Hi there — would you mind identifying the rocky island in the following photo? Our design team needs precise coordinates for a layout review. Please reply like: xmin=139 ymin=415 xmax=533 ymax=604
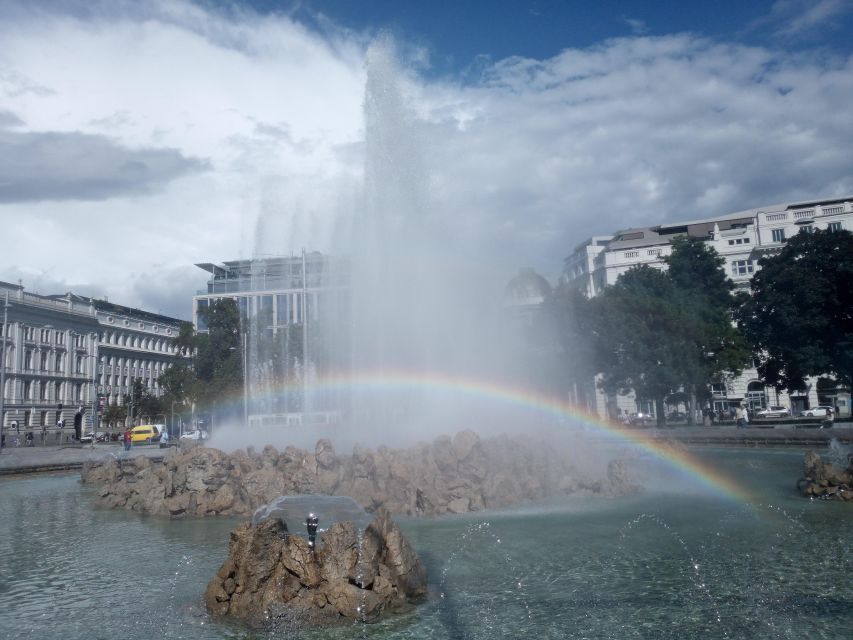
xmin=799 ymin=450 xmax=853 ymax=500
xmin=81 ymin=430 xmax=637 ymax=518
xmin=204 ymin=507 xmax=427 ymax=628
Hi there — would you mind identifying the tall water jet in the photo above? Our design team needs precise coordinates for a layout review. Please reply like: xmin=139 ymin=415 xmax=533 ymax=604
xmin=235 ymin=37 xmax=524 ymax=443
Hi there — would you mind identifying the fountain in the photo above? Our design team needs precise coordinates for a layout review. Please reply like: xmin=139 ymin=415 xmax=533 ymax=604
xmin=204 ymin=496 xmax=427 ymax=628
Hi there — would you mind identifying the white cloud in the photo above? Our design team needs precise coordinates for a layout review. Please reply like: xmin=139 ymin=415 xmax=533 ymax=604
xmin=0 ymin=1 xmax=852 ymax=315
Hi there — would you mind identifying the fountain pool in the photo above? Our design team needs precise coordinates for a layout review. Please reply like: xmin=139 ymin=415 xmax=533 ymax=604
xmin=0 ymin=446 xmax=850 ymax=639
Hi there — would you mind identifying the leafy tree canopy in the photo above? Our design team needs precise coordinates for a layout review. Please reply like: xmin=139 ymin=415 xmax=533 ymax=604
xmin=737 ymin=228 xmax=853 ymax=390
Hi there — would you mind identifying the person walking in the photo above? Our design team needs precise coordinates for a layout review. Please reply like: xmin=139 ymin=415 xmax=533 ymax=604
xmin=735 ymin=405 xmax=744 ymax=428
xmin=123 ymin=428 xmax=132 ymax=451
xmin=742 ymin=405 xmax=750 ymax=425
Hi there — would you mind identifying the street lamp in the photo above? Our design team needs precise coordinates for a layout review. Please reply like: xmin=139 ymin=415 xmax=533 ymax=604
xmin=0 ymin=292 xmax=10 ymax=453
xmin=88 ymin=333 xmax=99 ymax=449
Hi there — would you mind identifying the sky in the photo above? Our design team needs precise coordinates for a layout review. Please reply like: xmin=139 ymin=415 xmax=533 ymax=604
xmin=1 ymin=0 xmax=852 ymax=319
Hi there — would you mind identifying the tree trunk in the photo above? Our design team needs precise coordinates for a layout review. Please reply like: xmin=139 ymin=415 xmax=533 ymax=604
xmin=655 ymin=397 xmax=666 ymax=426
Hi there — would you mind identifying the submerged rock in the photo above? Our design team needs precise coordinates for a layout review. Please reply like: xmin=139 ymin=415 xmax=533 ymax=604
xmin=799 ymin=450 xmax=853 ymax=501
xmin=204 ymin=508 xmax=426 ymax=628
xmin=81 ymin=430 xmax=639 ymax=518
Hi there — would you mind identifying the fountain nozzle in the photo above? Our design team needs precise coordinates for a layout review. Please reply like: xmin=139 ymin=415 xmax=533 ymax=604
xmin=305 ymin=513 xmax=319 ymax=550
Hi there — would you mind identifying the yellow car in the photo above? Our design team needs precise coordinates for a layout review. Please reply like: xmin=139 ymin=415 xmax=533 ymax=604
xmin=130 ymin=425 xmax=158 ymax=444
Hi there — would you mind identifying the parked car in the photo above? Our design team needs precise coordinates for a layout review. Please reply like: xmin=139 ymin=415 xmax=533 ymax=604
xmin=130 ymin=425 xmax=158 ymax=444
xmin=800 ymin=406 xmax=833 ymax=418
xmin=180 ymin=430 xmax=209 ymax=441
xmin=756 ymin=406 xmax=791 ymax=419
xmin=80 ymin=431 xmax=95 ymax=443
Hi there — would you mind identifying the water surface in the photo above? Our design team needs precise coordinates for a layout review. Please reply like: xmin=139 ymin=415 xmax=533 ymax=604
xmin=0 ymin=447 xmax=850 ymax=639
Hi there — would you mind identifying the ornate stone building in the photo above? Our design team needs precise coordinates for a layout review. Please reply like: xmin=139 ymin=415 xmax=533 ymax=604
xmin=0 ymin=281 xmax=185 ymax=442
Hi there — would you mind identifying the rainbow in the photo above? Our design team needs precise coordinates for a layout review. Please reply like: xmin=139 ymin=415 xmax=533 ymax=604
xmin=222 ymin=369 xmax=755 ymax=505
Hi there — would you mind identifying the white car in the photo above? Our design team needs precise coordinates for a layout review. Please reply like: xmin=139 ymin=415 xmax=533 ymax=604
xmin=180 ymin=430 xmax=209 ymax=441
xmin=800 ymin=406 xmax=833 ymax=418
xmin=756 ymin=406 xmax=791 ymax=419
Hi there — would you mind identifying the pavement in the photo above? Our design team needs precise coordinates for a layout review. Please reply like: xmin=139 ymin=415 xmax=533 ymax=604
xmin=0 ymin=442 xmax=173 ymax=475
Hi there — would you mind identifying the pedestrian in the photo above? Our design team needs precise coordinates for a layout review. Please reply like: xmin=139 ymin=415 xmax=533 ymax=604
xmin=735 ymin=406 xmax=744 ymax=428
xmin=123 ymin=428 xmax=132 ymax=451
xmin=742 ymin=405 xmax=749 ymax=425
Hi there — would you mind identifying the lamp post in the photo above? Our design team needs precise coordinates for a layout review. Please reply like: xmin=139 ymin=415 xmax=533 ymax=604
xmin=89 ymin=333 xmax=99 ymax=449
xmin=0 ymin=293 xmax=9 ymax=453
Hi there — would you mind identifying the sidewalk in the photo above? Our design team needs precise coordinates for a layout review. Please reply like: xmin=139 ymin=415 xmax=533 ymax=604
xmin=0 ymin=442 xmax=170 ymax=475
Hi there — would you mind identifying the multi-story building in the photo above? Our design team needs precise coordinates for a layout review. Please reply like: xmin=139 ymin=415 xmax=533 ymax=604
xmin=0 ymin=281 xmax=185 ymax=442
xmin=193 ymin=253 xmax=347 ymax=333
xmin=193 ymin=253 xmax=348 ymax=427
xmin=563 ymin=196 xmax=853 ymax=420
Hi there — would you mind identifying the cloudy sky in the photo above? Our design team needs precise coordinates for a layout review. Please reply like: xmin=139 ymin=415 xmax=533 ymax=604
xmin=1 ymin=0 xmax=852 ymax=319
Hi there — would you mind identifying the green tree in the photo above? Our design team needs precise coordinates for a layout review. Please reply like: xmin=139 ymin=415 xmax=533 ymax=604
xmin=547 ymin=283 xmax=599 ymax=407
xmin=193 ymin=298 xmax=244 ymax=424
xmin=591 ymin=265 xmax=686 ymax=424
xmin=663 ymin=236 xmax=752 ymax=422
xmin=737 ymin=228 xmax=853 ymax=391
xmin=583 ymin=238 xmax=750 ymax=425
xmin=102 ymin=400 xmax=127 ymax=428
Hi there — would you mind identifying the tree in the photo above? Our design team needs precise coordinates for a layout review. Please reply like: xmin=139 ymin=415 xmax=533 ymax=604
xmin=582 ymin=237 xmax=750 ymax=425
xmin=547 ymin=283 xmax=599 ymax=407
xmin=663 ymin=236 xmax=752 ymax=422
xmin=590 ymin=265 xmax=686 ymax=424
xmin=102 ymin=401 xmax=127 ymax=428
xmin=736 ymin=228 xmax=853 ymax=391
xmin=193 ymin=298 xmax=244 ymax=424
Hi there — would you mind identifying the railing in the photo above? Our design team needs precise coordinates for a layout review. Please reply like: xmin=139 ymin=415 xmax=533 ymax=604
xmin=793 ymin=210 xmax=814 ymax=220
xmin=821 ymin=205 xmax=844 ymax=216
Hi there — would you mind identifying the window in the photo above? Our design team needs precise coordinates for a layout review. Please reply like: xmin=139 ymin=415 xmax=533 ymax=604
xmin=23 ymin=380 xmax=32 ymax=400
xmin=24 ymin=326 xmax=35 ymax=341
xmin=799 ymin=224 xmax=814 ymax=234
xmin=731 ymin=260 xmax=754 ymax=276
xmin=727 ymin=238 xmax=750 ymax=245
xmin=40 ymin=383 xmax=48 ymax=400
xmin=55 ymin=331 xmax=64 ymax=345
xmin=40 ymin=329 xmax=51 ymax=342
xmin=40 ymin=352 xmax=48 ymax=371
xmin=711 ymin=383 xmax=727 ymax=397
xmin=771 ymin=228 xmax=786 ymax=243
xmin=828 ymin=222 xmax=842 ymax=232
xmin=24 ymin=350 xmax=33 ymax=370
xmin=75 ymin=355 xmax=83 ymax=374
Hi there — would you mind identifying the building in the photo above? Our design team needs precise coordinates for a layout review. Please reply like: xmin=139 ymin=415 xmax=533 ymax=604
xmin=193 ymin=253 xmax=348 ymax=427
xmin=563 ymin=196 xmax=853 ymax=420
xmin=0 ymin=281 xmax=185 ymax=442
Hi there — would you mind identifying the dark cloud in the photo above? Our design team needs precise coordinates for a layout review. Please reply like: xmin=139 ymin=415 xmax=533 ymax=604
xmin=0 ymin=110 xmax=24 ymax=128
xmin=0 ymin=129 xmax=209 ymax=203
xmin=130 ymin=266 xmax=209 ymax=321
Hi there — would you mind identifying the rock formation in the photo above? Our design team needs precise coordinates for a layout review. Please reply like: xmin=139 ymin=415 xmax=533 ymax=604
xmin=81 ymin=430 xmax=637 ymax=518
xmin=204 ymin=508 xmax=426 ymax=628
xmin=799 ymin=450 xmax=853 ymax=501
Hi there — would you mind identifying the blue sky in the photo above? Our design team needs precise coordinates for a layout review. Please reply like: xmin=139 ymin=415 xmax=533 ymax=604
xmin=255 ymin=0 xmax=853 ymax=74
xmin=0 ymin=0 xmax=852 ymax=317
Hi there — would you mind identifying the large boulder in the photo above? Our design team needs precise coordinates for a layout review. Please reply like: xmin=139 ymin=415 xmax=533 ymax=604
xmin=204 ymin=508 xmax=426 ymax=628
xmin=800 ymin=450 xmax=853 ymax=500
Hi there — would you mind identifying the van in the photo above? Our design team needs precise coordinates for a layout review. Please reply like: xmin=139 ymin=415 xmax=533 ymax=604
xmin=130 ymin=425 xmax=157 ymax=444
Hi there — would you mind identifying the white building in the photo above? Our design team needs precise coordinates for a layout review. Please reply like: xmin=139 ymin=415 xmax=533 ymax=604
xmin=0 ymin=281 xmax=185 ymax=442
xmin=563 ymin=196 xmax=853 ymax=420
